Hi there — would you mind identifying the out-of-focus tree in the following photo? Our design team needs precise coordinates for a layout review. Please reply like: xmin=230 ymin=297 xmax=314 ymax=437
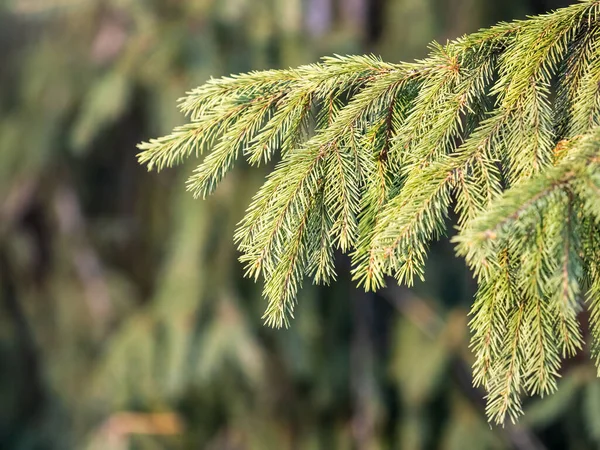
xmin=0 ymin=1 xmax=594 ymax=449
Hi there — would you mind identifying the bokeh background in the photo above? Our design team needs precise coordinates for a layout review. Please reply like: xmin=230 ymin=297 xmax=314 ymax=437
xmin=1 ymin=0 xmax=597 ymax=449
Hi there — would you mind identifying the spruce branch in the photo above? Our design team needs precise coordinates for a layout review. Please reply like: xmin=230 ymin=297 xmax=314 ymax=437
xmin=139 ymin=0 xmax=600 ymax=424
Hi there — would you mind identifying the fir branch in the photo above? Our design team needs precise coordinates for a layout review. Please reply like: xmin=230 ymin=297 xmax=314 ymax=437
xmin=139 ymin=1 xmax=600 ymax=425
xmin=519 ymin=221 xmax=561 ymax=397
xmin=547 ymin=195 xmax=584 ymax=357
xmin=484 ymin=249 xmax=526 ymax=424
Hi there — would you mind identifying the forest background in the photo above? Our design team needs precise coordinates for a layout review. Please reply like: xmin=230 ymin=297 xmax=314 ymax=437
xmin=0 ymin=0 xmax=592 ymax=449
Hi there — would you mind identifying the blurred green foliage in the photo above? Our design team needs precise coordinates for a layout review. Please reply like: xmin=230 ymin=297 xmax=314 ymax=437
xmin=0 ymin=0 xmax=597 ymax=449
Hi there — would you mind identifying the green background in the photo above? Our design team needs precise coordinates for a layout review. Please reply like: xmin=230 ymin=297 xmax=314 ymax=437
xmin=1 ymin=0 xmax=595 ymax=448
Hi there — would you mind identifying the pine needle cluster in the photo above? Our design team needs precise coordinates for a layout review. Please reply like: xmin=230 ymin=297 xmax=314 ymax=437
xmin=138 ymin=0 xmax=600 ymax=424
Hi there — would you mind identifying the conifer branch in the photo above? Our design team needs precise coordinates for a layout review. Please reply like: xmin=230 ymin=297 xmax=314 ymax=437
xmin=139 ymin=1 xmax=600 ymax=424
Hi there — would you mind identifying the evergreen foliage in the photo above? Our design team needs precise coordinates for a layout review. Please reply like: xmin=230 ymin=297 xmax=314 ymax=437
xmin=139 ymin=1 xmax=600 ymax=424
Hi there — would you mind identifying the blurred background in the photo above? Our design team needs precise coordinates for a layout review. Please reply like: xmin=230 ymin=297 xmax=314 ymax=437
xmin=1 ymin=0 xmax=597 ymax=449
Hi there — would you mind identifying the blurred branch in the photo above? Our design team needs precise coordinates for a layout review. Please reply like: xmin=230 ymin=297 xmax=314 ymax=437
xmin=0 ymin=249 xmax=46 ymax=440
xmin=0 ymin=177 xmax=37 ymax=237
xmin=351 ymin=290 xmax=378 ymax=450
xmin=53 ymin=182 xmax=112 ymax=329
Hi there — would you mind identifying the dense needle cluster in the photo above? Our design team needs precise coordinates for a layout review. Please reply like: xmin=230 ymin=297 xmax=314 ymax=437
xmin=138 ymin=1 xmax=600 ymax=424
